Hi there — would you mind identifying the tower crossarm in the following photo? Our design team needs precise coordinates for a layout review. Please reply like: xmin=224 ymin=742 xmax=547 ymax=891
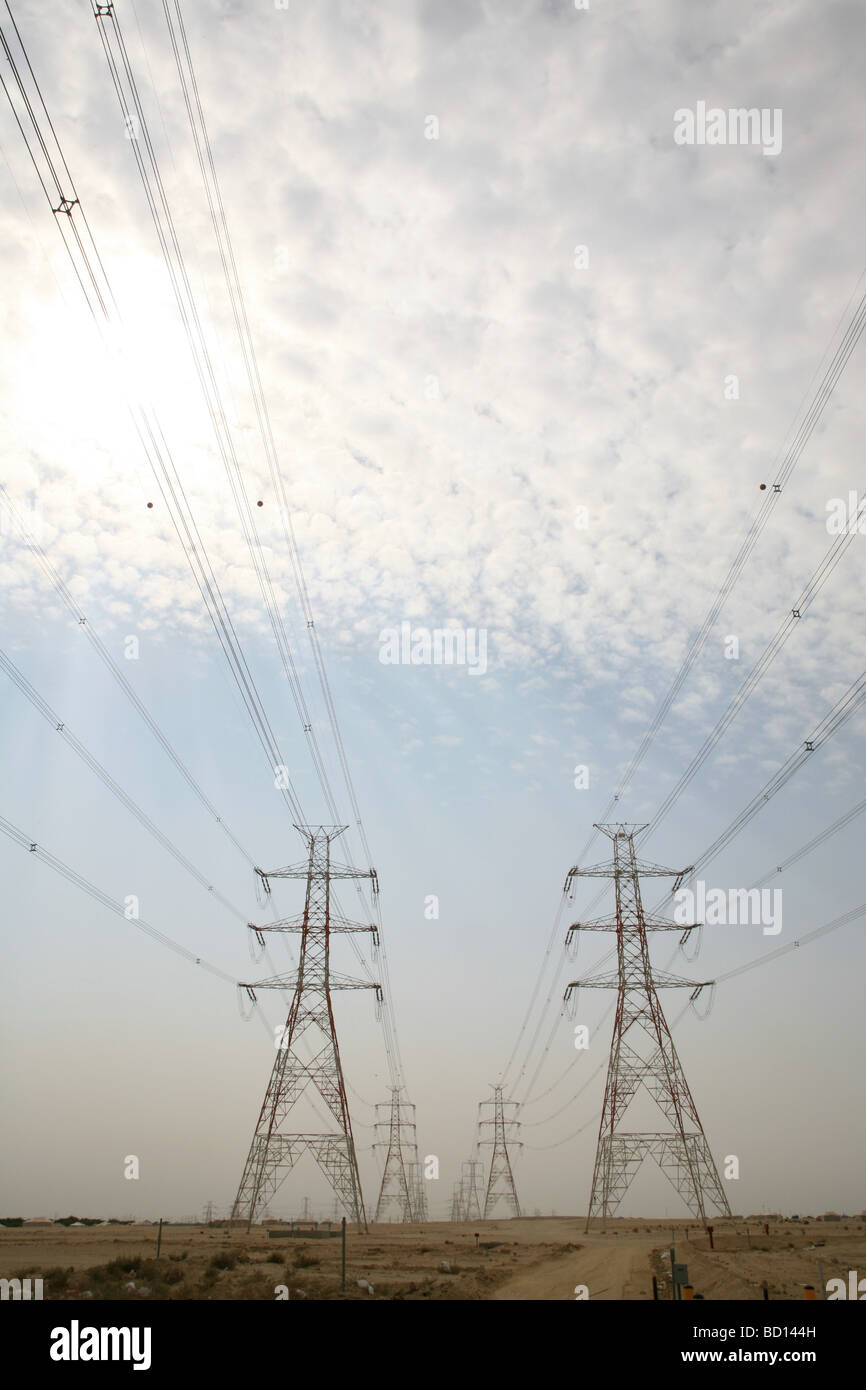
xmin=255 ymin=861 xmax=377 ymax=884
xmin=254 ymin=860 xmax=316 ymax=881
xmin=567 ymin=916 xmax=698 ymax=935
xmin=565 ymin=858 xmax=691 ymax=891
xmin=240 ymin=974 xmax=383 ymax=995
xmin=248 ymin=915 xmax=378 ymax=935
xmin=325 ymin=861 xmax=378 ymax=882
xmin=565 ymin=972 xmax=713 ymax=996
xmin=254 ymin=825 xmax=378 ymax=894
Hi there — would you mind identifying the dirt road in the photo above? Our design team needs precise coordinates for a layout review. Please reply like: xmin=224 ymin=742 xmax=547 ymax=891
xmin=490 ymin=1235 xmax=657 ymax=1300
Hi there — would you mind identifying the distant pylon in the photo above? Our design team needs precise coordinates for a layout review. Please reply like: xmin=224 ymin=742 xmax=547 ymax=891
xmin=460 ymin=1159 xmax=484 ymax=1221
xmin=375 ymin=1089 xmax=421 ymax=1221
xmin=410 ymin=1159 xmax=429 ymax=1221
xmin=450 ymin=1181 xmax=463 ymax=1222
xmin=479 ymin=1086 xmax=522 ymax=1218
xmin=563 ymin=823 xmax=732 ymax=1230
xmin=231 ymin=825 xmax=381 ymax=1229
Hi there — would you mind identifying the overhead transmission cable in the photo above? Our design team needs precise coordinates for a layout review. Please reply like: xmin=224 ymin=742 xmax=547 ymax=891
xmin=0 ymin=5 xmax=310 ymax=836
xmin=516 ymin=773 xmax=866 ymax=1131
xmin=521 ymin=667 xmax=866 ymax=1109
xmin=502 ymin=302 xmax=866 ymax=1098
xmin=157 ymin=0 xmax=406 ymax=1086
xmin=0 ymin=488 xmax=253 ymax=868
xmin=567 ymin=489 xmax=866 ymax=935
xmin=0 ymin=645 xmax=251 ymax=922
xmin=521 ymin=897 xmax=866 ymax=1149
xmin=651 ymin=663 xmax=866 ymax=914
xmin=499 ymin=270 xmax=866 ymax=1096
xmin=637 ymin=492 xmax=866 ymax=845
xmin=515 ymin=656 xmax=866 ymax=1112
xmin=99 ymin=0 xmax=405 ymax=1086
xmin=0 ymin=810 xmax=237 ymax=983
xmin=2 ymin=5 xmax=402 ymax=1095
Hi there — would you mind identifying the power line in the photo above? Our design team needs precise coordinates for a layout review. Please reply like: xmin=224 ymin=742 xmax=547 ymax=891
xmin=113 ymin=0 xmax=406 ymax=1089
xmin=637 ymin=492 xmax=866 ymax=844
xmin=499 ymin=273 xmax=866 ymax=1094
xmin=0 ymin=644 xmax=251 ymax=922
xmin=0 ymin=6 xmax=309 ymax=826
xmin=516 ymin=664 xmax=866 ymax=1113
xmin=0 ymin=810 xmax=237 ymax=983
xmin=0 ymin=487 xmax=254 ymax=867
xmin=748 ymin=796 xmax=866 ymax=890
xmin=654 ymin=663 xmax=866 ymax=912
xmin=159 ymin=0 xmax=406 ymax=1083
xmin=93 ymin=0 xmax=339 ymax=818
xmin=520 ymin=898 xmax=866 ymax=1149
xmin=565 ymin=490 xmax=866 ymax=936
xmin=714 ymin=901 xmax=866 ymax=985
xmin=588 ymin=278 xmax=866 ymax=851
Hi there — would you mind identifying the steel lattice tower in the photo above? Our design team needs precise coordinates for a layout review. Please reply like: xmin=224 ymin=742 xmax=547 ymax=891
xmin=564 ymin=823 xmax=731 ymax=1230
xmin=450 ymin=1181 xmax=463 ymax=1222
xmin=460 ymin=1158 xmax=484 ymax=1221
xmin=449 ymin=1159 xmax=484 ymax=1222
xmin=374 ymin=1089 xmax=422 ymax=1221
xmin=479 ymin=1086 xmax=522 ymax=1218
xmin=410 ymin=1160 xmax=429 ymax=1222
xmin=231 ymin=825 xmax=380 ymax=1229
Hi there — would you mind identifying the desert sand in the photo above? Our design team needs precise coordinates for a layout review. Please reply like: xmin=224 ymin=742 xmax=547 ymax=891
xmin=2 ymin=1215 xmax=863 ymax=1301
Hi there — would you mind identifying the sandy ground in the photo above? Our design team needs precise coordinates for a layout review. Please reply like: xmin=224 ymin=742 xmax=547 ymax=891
xmin=2 ymin=1216 xmax=864 ymax=1300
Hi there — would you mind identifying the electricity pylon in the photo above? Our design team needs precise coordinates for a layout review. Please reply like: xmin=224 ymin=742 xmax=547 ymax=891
xmin=449 ymin=1159 xmax=483 ymax=1222
xmin=374 ymin=1089 xmax=422 ymax=1221
xmin=461 ymin=1159 xmax=484 ymax=1221
xmin=410 ymin=1159 xmax=429 ymax=1221
xmin=479 ymin=1086 xmax=522 ymax=1218
xmin=450 ymin=1182 xmax=463 ymax=1222
xmin=231 ymin=825 xmax=380 ymax=1229
xmin=564 ymin=823 xmax=731 ymax=1230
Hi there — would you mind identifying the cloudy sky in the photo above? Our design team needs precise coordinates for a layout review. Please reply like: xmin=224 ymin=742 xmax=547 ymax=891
xmin=1 ymin=0 xmax=865 ymax=1223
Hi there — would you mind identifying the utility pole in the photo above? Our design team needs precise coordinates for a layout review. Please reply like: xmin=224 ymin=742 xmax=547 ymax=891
xmin=374 ymin=1089 xmax=421 ymax=1221
xmin=563 ymin=823 xmax=731 ymax=1230
xmin=479 ymin=1086 xmax=522 ymax=1218
xmin=231 ymin=825 xmax=381 ymax=1229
